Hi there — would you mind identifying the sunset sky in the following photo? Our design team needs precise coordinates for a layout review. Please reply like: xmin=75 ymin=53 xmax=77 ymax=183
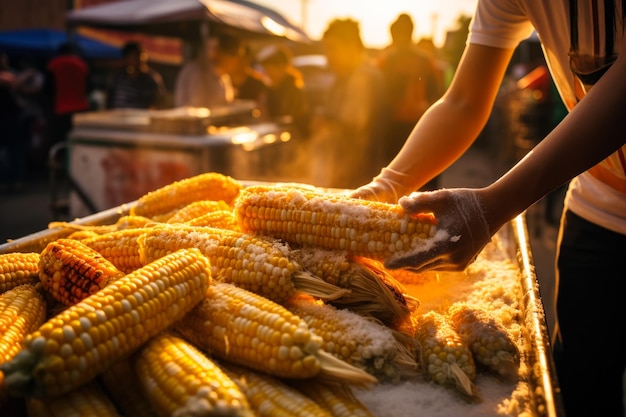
xmin=255 ymin=0 xmax=478 ymax=48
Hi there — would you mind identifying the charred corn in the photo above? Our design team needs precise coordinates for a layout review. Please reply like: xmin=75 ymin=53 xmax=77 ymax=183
xmin=135 ymin=332 xmax=253 ymax=417
xmin=0 ymin=248 xmax=211 ymax=398
xmin=0 ymin=252 xmax=40 ymax=294
xmin=25 ymin=380 xmax=122 ymax=416
xmin=285 ymin=297 xmax=418 ymax=382
xmin=175 ymin=282 xmax=376 ymax=385
xmin=138 ymin=224 xmax=346 ymax=303
xmin=414 ymin=311 xmax=479 ymax=400
xmin=81 ymin=228 xmax=147 ymax=274
xmin=130 ymin=172 xmax=242 ymax=220
xmin=448 ymin=303 xmax=520 ymax=378
xmin=233 ymin=185 xmax=437 ymax=264
xmin=38 ymin=238 xmax=125 ymax=306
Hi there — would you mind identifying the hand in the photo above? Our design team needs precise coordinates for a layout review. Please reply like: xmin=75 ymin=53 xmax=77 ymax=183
xmin=350 ymin=167 xmax=414 ymax=203
xmin=384 ymin=188 xmax=493 ymax=272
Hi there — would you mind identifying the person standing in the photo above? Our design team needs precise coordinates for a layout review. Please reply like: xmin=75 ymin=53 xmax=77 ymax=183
xmin=46 ymin=42 xmax=90 ymax=147
xmin=309 ymin=18 xmax=389 ymax=190
xmin=377 ymin=13 xmax=441 ymax=189
xmin=351 ymin=1 xmax=626 ymax=416
xmin=0 ymin=53 xmax=25 ymax=192
xmin=257 ymin=43 xmax=310 ymax=137
xmin=174 ymin=36 xmax=235 ymax=109
xmin=107 ymin=41 xmax=166 ymax=109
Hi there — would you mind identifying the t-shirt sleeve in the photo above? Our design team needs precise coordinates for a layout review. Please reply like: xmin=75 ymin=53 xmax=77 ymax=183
xmin=469 ymin=0 xmax=536 ymax=49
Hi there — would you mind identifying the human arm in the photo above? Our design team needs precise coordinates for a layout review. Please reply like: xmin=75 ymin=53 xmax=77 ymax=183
xmin=351 ymin=43 xmax=516 ymax=202
xmin=385 ymin=34 xmax=626 ymax=272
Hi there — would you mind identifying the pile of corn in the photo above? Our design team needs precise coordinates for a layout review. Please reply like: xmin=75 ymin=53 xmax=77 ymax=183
xmin=0 ymin=172 xmax=524 ymax=416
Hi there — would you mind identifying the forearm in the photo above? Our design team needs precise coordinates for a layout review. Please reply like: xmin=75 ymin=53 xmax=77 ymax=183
xmin=481 ymin=55 xmax=626 ymax=231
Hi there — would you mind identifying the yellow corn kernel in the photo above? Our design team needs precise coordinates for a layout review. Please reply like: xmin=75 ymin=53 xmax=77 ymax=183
xmin=185 ymin=210 xmax=240 ymax=230
xmin=138 ymin=224 xmax=346 ymax=303
xmin=99 ymin=358 xmax=156 ymax=417
xmin=130 ymin=172 xmax=242 ymax=220
xmin=81 ymin=228 xmax=148 ymax=274
xmin=0 ymin=285 xmax=46 ymax=364
xmin=285 ymin=297 xmax=418 ymax=382
xmin=233 ymin=185 xmax=437 ymax=264
xmin=291 ymin=379 xmax=376 ymax=417
xmin=414 ymin=311 xmax=479 ymax=400
xmin=176 ymin=282 xmax=376 ymax=385
xmin=38 ymin=238 xmax=125 ymax=306
xmin=25 ymin=380 xmax=121 ymax=416
xmin=49 ymin=215 xmax=155 ymax=236
xmin=0 ymin=252 xmax=40 ymax=294
xmin=1 ymin=248 xmax=211 ymax=398
xmin=66 ymin=230 xmax=102 ymax=241
xmin=295 ymin=248 xmax=418 ymax=329
xmin=448 ymin=303 xmax=520 ymax=379
xmin=135 ymin=332 xmax=253 ymax=417
xmin=166 ymin=199 xmax=232 ymax=224
xmin=221 ymin=362 xmax=334 ymax=417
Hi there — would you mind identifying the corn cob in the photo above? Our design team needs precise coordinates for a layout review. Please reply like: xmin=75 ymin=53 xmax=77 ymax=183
xmin=285 ymin=296 xmax=418 ymax=382
xmin=138 ymin=224 xmax=347 ymax=303
xmin=49 ymin=215 xmax=155 ymax=235
xmin=295 ymin=248 xmax=418 ymax=329
xmin=134 ymin=332 xmax=254 ymax=417
xmin=448 ymin=303 xmax=520 ymax=379
xmin=98 ymin=358 xmax=156 ymax=417
xmin=185 ymin=210 xmax=240 ymax=230
xmin=414 ymin=311 xmax=479 ymax=400
xmin=175 ymin=282 xmax=376 ymax=385
xmin=0 ymin=252 xmax=40 ymax=294
xmin=1 ymin=285 xmax=46 ymax=364
xmin=166 ymin=199 xmax=232 ymax=224
xmin=38 ymin=238 xmax=125 ymax=306
xmin=130 ymin=172 xmax=243 ymax=220
xmin=81 ymin=228 xmax=147 ymax=274
xmin=25 ymin=380 xmax=122 ymax=416
xmin=220 ymin=362 xmax=334 ymax=417
xmin=66 ymin=230 xmax=102 ymax=241
xmin=233 ymin=185 xmax=437 ymax=264
xmin=291 ymin=379 xmax=376 ymax=417
xmin=0 ymin=248 xmax=211 ymax=398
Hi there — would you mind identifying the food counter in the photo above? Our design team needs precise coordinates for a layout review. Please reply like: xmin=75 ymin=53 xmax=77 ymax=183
xmin=65 ymin=105 xmax=304 ymax=218
xmin=0 ymin=184 xmax=564 ymax=416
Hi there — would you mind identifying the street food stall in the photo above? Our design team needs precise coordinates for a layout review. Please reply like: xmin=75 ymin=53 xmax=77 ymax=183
xmin=65 ymin=104 xmax=302 ymax=217
xmin=0 ymin=184 xmax=564 ymax=416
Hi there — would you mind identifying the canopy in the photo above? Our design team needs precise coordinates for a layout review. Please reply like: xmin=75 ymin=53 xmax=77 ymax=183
xmin=65 ymin=0 xmax=310 ymax=43
xmin=0 ymin=28 xmax=121 ymax=59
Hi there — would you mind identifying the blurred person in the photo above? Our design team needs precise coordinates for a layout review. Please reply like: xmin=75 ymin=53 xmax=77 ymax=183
xmin=0 ymin=53 xmax=25 ymax=192
xmin=351 ymin=1 xmax=626 ymax=416
xmin=15 ymin=57 xmax=47 ymax=170
xmin=107 ymin=41 xmax=166 ymax=109
xmin=377 ymin=13 xmax=441 ymax=189
xmin=174 ymin=36 xmax=234 ymax=108
xmin=309 ymin=18 xmax=388 ymax=189
xmin=228 ymin=43 xmax=268 ymax=108
xmin=46 ymin=42 xmax=90 ymax=148
xmin=257 ymin=43 xmax=311 ymax=137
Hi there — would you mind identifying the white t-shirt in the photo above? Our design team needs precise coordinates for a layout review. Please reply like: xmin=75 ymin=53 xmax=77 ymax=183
xmin=469 ymin=0 xmax=626 ymax=234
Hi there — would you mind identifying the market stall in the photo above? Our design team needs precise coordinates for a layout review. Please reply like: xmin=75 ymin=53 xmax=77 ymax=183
xmin=64 ymin=104 xmax=304 ymax=218
xmin=0 ymin=184 xmax=564 ymax=416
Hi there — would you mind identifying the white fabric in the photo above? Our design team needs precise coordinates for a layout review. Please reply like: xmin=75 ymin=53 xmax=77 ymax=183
xmin=469 ymin=0 xmax=626 ymax=234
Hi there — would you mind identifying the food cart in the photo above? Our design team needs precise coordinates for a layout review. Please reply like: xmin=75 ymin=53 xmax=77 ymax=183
xmin=64 ymin=104 xmax=305 ymax=218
